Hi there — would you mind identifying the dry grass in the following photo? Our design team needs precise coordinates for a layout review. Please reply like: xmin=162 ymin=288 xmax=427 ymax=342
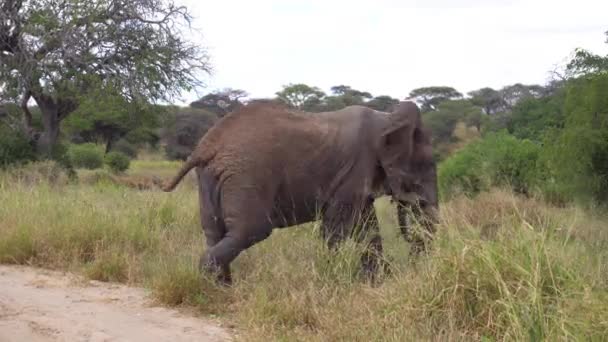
xmin=1 ymin=161 xmax=607 ymax=341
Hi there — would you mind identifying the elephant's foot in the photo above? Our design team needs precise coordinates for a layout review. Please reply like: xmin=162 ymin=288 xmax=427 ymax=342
xmin=199 ymin=255 xmax=233 ymax=286
xmin=360 ymin=253 xmax=392 ymax=286
xmin=407 ymin=237 xmax=434 ymax=263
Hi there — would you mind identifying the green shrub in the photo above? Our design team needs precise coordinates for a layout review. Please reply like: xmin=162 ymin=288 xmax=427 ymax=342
xmin=439 ymin=132 xmax=541 ymax=199
xmin=438 ymin=142 xmax=488 ymax=198
xmin=0 ymin=126 xmax=36 ymax=168
xmin=68 ymin=143 xmax=104 ymax=169
xmin=113 ymin=139 xmax=138 ymax=158
xmin=104 ymin=151 xmax=130 ymax=173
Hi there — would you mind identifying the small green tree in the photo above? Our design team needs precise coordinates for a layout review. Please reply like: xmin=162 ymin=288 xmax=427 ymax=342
xmin=68 ymin=143 xmax=104 ymax=170
xmin=507 ymin=91 xmax=565 ymax=141
xmin=468 ymin=87 xmax=507 ymax=115
xmin=365 ymin=95 xmax=399 ymax=111
xmin=276 ymin=84 xmax=325 ymax=110
xmin=422 ymin=100 xmax=482 ymax=144
xmin=105 ymin=152 xmax=130 ymax=173
xmin=63 ymin=87 xmax=165 ymax=153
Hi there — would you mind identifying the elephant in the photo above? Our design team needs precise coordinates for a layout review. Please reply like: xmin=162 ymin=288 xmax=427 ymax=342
xmin=162 ymin=100 xmax=438 ymax=285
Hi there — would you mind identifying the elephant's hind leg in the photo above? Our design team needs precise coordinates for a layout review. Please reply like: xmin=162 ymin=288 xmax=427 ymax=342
xmin=200 ymin=183 xmax=274 ymax=285
xmin=196 ymin=168 xmax=231 ymax=283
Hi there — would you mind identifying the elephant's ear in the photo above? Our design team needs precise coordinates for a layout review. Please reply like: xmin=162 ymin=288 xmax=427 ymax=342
xmin=378 ymin=101 xmax=421 ymax=165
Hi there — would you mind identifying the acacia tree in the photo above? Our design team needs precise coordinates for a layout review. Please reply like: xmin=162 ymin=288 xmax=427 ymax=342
xmin=408 ymin=86 xmax=462 ymax=112
xmin=190 ymin=88 xmax=248 ymax=117
xmin=0 ymin=0 xmax=210 ymax=155
xmin=275 ymin=83 xmax=325 ymax=110
xmin=468 ymin=87 xmax=507 ymax=115
xmin=365 ymin=95 xmax=399 ymax=111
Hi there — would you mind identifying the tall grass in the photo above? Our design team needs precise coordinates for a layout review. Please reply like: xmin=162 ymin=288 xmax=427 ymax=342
xmin=1 ymin=161 xmax=607 ymax=340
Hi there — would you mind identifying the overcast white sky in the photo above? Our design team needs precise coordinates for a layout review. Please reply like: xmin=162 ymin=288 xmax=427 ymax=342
xmin=174 ymin=0 xmax=607 ymax=104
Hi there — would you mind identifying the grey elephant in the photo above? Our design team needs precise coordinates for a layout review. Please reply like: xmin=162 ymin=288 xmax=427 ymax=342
xmin=162 ymin=100 xmax=438 ymax=284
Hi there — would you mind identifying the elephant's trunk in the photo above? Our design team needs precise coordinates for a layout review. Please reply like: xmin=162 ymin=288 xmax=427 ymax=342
xmin=397 ymin=175 xmax=439 ymax=256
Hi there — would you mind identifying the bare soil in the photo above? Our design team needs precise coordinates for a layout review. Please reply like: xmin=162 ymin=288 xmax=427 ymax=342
xmin=0 ymin=265 xmax=232 ymax=342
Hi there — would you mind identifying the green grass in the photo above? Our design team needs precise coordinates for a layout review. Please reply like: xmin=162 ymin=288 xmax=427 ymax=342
xmin=1 ymin=161 xmax=607 ymax=340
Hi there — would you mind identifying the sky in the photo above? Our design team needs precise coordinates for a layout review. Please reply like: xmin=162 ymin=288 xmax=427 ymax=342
xmin=173 ymin=0 xmax=608 ymax=105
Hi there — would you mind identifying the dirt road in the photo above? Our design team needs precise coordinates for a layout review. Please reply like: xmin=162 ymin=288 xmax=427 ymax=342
xmin=0 ymin=265 xmax=232 ymax=342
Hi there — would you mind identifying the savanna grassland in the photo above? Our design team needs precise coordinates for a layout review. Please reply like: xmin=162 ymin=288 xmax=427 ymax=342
xmin=1 ymin=160 xmax=607 ymax=341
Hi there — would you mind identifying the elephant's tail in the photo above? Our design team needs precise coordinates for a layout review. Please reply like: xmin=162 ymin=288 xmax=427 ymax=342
xmin=162 ymin=156 xmax=202 ymax=192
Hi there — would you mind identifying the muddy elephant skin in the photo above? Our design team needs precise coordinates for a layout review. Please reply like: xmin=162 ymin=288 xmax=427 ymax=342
xmin=162 ymin=100 xmax=438 ymax=284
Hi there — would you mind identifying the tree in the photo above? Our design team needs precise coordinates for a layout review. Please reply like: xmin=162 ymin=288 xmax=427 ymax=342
xmin=365 ymin=95 xmax=399 ymax=111
xmin=498 ymin=83 xmax=544 ymax=109
xmin=330 ymin=85 xmax=372 ymax=99
xmin=275 ymin=83 xmax=325 ymax=110
xmin=314 ymin=85 xmax=373 ymax=111
xmin=422 ymin=100 xmax=481 ymax=144
xmin=0 ymin=0 xmax=210 ymax=156
xmin=63 ymin=88 xmax=165 ymax=153
xmin=468 ymin=87 xmax=507 ymax=115
xmin=543 ymin=73 xmax=608 ymax=202
xmin=408 ymin=86 xmax=463 ymax=112
xmin=565 ymin=30 xmax=608 ymax=77
xmin=507 ymin=90 xmax=565 ymax=141
xmin=190 ymin=88 xmax=248 ymax=117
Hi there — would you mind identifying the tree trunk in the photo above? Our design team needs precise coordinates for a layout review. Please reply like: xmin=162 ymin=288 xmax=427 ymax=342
xmin=105 ymin=138 xmax=114 ymax=154
xmin=36 ymin=101 xmax=61 ymax=157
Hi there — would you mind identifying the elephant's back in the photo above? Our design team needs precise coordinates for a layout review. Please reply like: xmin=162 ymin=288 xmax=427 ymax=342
xmin=200 ymin=101 xmax=332 ymax=182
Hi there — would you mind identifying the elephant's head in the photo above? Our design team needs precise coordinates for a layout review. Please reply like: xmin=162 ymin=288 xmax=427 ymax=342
xmin=376 ymin=101 xmax=438 ymax=245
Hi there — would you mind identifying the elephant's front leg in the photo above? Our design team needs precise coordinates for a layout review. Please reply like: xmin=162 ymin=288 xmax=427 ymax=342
xmin=321 ymin=197 xmax=386 ymax=281
xmin=320 ymin=201 xmax=356 ymax=250
xmin=351 ymin=200 xmax=387 ymax=281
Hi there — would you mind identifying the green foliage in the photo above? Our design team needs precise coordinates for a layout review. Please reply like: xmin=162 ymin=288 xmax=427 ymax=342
xmin=276 ymin=83 xmax=326 ymax=110
xmin=104 ymin=152 xmax=131 ymax=173
xmin=0 ymin=126 xmax=36 ymax=168
xmin=499 ymin=83 xmax=545 ymax=109
xmin=566 ymin=31 xmax=608 ymax=77
xmin=541 ymin=74 xmax=608 ymax=203
xmin=439 ymin=132 xmax=541 ymax=199
xmin=468 ymin=87 xmax=507 ymax=115
xmin=438 ymin=142 xmax=486 ymax=197
xmin=423 ymin=100 xmax=483 ymax=144
xmin=64 ymin=86 xmax=165 ymax=152
xmin=68 ymin=143 xmax=104 ymax=170
xmin=1 ymin=0 xmax=210 ymax=153
xmin=365 ymin=95 xmax=400 ymax=111
xmin=113 ymin=139 xmax=138 ymax=158
xmin=507 ymin=90 xmax=565 ymax=141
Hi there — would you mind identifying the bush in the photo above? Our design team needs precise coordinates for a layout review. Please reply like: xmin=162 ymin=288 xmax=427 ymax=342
xmin=439 ymin=132 xmax=541 ymax=199
xmin=113 ymin=139 xmax=138 ymax=158
xmin=68 ymin=143 xmax=104 ymax=169
xmin=0 ymin=126 xmax=36 ymax=168
xmin=104 ymin=151 xmax=130 ymax=173
xmin=438 ymin=142 xmax=487 ymax=198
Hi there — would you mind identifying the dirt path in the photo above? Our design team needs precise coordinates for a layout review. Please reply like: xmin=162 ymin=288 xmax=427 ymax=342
xmin=0 ymin=265 xmax=232 ymax=342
